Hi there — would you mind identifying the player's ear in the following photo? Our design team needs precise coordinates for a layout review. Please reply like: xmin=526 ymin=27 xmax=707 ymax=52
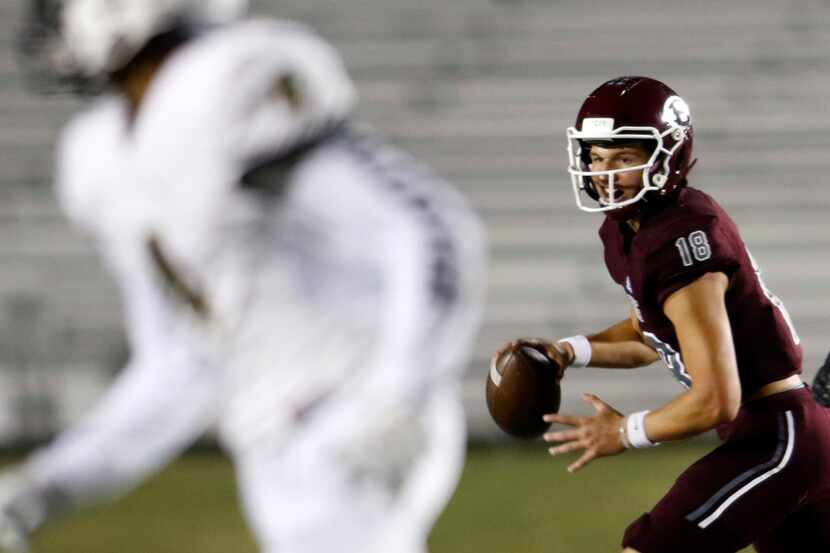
xmin=272 ymin=73 xmax=302 ymax=111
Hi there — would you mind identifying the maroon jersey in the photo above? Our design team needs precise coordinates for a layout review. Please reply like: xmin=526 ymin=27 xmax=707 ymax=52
xmin=599 ymin=187 xmax=802 ymax=395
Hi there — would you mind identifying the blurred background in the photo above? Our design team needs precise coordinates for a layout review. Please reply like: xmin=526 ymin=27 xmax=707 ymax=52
xmin=1 ymin=0 xmax=829 ymax=551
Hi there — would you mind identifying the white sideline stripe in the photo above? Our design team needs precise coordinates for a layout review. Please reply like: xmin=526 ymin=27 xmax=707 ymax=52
xmin=698 ymin=410 xmax=795 ymax=529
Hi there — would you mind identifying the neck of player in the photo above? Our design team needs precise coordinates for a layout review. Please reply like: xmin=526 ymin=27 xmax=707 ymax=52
xmin=116 ymin=59 xmax=163 ymax=123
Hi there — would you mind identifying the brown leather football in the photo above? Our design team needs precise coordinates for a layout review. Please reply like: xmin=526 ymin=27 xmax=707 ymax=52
xmin=486 ymin=344 xmax=562 ymax=439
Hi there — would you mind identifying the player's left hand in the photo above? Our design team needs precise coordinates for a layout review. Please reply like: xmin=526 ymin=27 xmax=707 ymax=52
xmin=542 ymin=393 xmax=626 ymax=473
xmin=0 ymin=473 xmax=30 ymax=553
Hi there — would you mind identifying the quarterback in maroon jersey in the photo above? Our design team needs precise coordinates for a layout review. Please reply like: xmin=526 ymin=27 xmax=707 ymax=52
xmin=494 ymin=76 xmax=830 ymax=552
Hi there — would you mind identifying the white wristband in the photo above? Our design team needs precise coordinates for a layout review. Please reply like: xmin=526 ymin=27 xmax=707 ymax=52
xmin=618 ymin=421 xmax=631 ymax=449
xmin=557 ymin=335 xmax=591 ymax=368
xmin=625 ymin=410 xmax=659 ymax=449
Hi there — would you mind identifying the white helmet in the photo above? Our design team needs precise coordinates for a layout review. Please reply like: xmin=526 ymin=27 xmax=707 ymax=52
xmin=20 ymin=0 xmax=247 ymax=85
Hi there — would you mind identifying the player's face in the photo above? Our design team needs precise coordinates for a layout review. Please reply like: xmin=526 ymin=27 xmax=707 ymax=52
xmin=588 ymin=144 xmax=650 ymax=205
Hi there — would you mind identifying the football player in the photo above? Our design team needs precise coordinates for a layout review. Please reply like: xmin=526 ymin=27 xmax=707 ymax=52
xmin=0 ymin=1 xmax=486 ymax=552
xmin=494 ymin=76 xmax=830 ymax=552
xmin=812 ymin=352 xmax=830 ymax=407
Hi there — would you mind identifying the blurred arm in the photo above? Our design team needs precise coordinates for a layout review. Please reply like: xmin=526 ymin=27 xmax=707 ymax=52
xmin=9 ymin=250 xmax=220 ymax=530
xmin=23 ymin=348 xmax=218 ymax=506
xmin=19 ymin=96 xmax=222 ymax=530
xmin=641 ymin=272 xmax=741 ymax=441
xmin=0 ymin=343 xmax=219 ymax=540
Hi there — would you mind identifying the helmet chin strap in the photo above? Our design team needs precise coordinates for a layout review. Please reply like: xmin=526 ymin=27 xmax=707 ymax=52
xmin=681 ymin=157 xmax=699 ymax=179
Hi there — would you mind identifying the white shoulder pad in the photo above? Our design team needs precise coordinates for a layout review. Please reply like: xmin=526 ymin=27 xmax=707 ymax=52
xmin=55 ymin=96 xmax=128 ymax=234
xmin=136 ymin=19 xmax=355 ymax=171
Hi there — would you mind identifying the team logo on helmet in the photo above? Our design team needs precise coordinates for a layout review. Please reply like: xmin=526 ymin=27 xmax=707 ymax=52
xmin=661 ymin=96 xmax=691 ymax=128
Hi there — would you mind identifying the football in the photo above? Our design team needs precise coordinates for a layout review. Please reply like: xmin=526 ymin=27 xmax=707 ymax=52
xmin=486 ymin=344 xmax=562 ymax=439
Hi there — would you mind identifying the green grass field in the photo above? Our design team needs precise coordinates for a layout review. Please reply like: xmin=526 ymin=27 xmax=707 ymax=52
xmin=4 ymin=440 xmax=753 ymax=552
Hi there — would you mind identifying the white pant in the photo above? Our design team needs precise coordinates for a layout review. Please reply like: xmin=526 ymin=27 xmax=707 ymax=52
xmin=231 ymin=387 xmax=466 ymax=553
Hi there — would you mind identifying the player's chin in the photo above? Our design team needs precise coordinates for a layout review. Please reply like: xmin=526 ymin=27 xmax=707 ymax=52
xmin=597 ymin=191 xmax=621 ymax=204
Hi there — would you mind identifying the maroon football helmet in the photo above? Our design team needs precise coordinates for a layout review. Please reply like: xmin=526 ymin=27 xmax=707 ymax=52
xmin=566 ymin=76 xmax=695 ymax=217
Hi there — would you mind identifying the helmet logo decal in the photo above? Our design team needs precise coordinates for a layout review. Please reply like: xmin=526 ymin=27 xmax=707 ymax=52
xmin=581 ymin=117 xmax=615 ymax=134
xmin=661 ymin=96 xmax=690 ymax=128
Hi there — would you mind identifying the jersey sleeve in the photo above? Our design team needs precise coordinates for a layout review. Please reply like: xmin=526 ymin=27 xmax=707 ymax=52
xmin=648 ymin=215 xmax=742 ymax=307
xmin=24 ymin=347 xmax=218 ymax=506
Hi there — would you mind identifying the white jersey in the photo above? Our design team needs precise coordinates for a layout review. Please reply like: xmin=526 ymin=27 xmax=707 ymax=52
xmin=27 ymin=19 xmax=485 ymax=553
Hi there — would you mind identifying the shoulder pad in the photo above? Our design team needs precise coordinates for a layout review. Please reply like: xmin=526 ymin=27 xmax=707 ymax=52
xmin=136 ymin=20 xmax=354 ymax=172
xmin=55 ymin=96 xmax=127 ymax=232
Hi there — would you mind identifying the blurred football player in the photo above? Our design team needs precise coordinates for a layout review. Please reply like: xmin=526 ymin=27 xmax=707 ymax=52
xmin=495 ymin=76 xmax=830 ymax=552
xmin=0 ymin=1 xmax=486 ymax=552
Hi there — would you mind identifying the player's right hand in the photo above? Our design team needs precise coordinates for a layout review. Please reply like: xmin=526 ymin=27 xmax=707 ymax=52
xmin=0 ymin=515 xmax=27 ymax=553
xmin=492 ymin=338 xmax=572 ymax=381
